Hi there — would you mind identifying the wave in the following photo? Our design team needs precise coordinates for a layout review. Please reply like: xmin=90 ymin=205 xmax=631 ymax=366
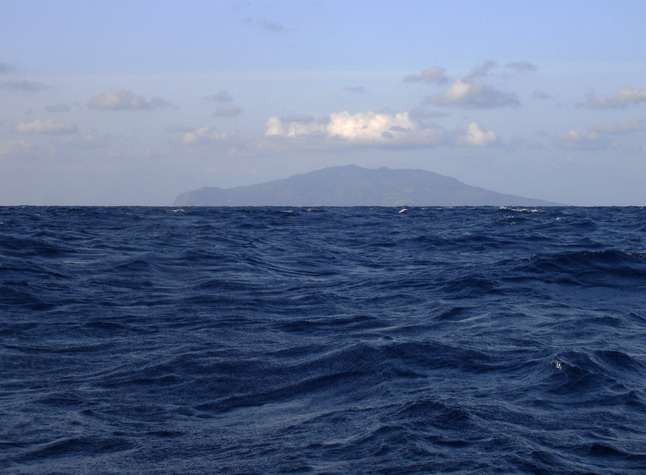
xmin=2 ymin=206 xmax=646 ymax=472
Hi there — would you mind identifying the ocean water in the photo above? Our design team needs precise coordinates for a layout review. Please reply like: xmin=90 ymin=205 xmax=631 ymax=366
xmin=1 ymin=206 xmax=646 ymax=473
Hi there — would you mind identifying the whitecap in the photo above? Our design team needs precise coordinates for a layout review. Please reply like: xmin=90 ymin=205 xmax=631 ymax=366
xmin=549 ymin=359 xmax=564 ymax=370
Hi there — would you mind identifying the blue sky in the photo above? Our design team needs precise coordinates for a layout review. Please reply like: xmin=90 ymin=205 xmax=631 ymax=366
xmin=1 ymin=0 xmax=646 ymax=205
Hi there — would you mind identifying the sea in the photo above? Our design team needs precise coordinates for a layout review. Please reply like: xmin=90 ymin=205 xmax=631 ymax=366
xmin=1 ymin=206 xmax=645 ymax=474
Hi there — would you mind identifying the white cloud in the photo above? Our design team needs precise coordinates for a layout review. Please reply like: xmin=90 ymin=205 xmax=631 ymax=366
xmin=558 ymin=128 xmax=605 ymax=150
xmin=0 ymin=62 xmax=14 ymax=73
xmin=214 ymin=105 xmax=241 ymax=117
xmin=577 ymin=86 xmax=646 ymax=108
xmin=265 ymin=110 xmax=445 ymax=148
xmin=589 ymin=118 xmax=644 ymax=134
xmin=210 ymin=90 xmax=233 ymax=103
xmin=406 ymin=61 xmax=523 ymax=108
xmin=430 ymin=78 xmax=519 ymax=108
xmin=457 ymin=122 xmax=497 ymax=147
xmin=182 ymin=126 xmax=230 ymax=145
xmin=616 ymin=87 xmax=646 ymax=104
xmin=148 ymin=96 xmax=174 ymax=109
xmin=558 ymin=127 xmax=642 ymax=152
xmin=404 ymin=67 xmax=448 ymax=84
xmin=87 ymin=89 xmax=173 ymax=111
xmin=611 ymin=141 xmax=642 ymax=152
xmin=505 ymin=62 xmax=537 ymax=73
xmin=15 ymin=118 xmax=77 ymax=135
xmin=559 ymin=119 xmax=644 ymax=152
xmin=559 ymin=127 xmax=601 ymax=149
xmin=465 ymin=60 xmax=497 ymax=80
xmin=326 ymin=111 xmax=413 ymax=141
xmin=0 ymin=140 xmax=35 ymax=158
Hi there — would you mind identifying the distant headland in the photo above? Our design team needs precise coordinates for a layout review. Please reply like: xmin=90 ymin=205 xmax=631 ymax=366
xmin=173 ymin=165 xmax=558 ymax=207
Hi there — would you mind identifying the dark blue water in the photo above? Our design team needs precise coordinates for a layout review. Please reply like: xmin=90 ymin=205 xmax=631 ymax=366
xmin=1 ymin=206 xmax=646 ymax=473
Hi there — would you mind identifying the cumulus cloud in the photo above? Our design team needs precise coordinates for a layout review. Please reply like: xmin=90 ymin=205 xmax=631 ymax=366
xmin=404 ymin=67 xmax=448 ymax=84
xmin=148 ymin=96 xmax=174 ymax=109
xmin=210 ymin=90 xmax=233 ymax=102
xmin=559 ymin=128 xmax=604 ymax=150
xmin=214 ymin=105 xmax=241 ymax=117
xmin=457 ymin=122 xmax=497 ymax=147
xmin=45 ymin=103 xmax=71 ymax=113
xmin=589 ymin=118 xmax=644 ymax=134
xmin=559 ymin=119 xmax=644 ymax=152
xmin=505 ymin=62 xmax=537 ymax=73
xmin=265 ymin=115 xmax=323 ymax=137
xmin=577 ymin=86 xmax=646 ymax=108
xmin=182 ymin=126 xmax=230 ymax=145
xmin=0 ymin=140 xmax=35 ymax=158
xmin=406 ymin=61 xmax=522 ymax=108
xmin=429 ymin=78 xmax=519 ymax=108
xmin=265 ymin=110 xmax=444 ymax=148
xmin=557 ymin=128 xmax=638 ymax=151
xmin=15 ymin=118 xmax=77 ymax=135
xmin=610 ymin=141 xmax=643 ymax=152
xmin=0 ymin=62 xmax=13 ymax=73
xmin=465 ymin=60 xmax=497 ymax=80
xmin=0 ymin=79 xmax=49 ymax=92
xmin=87 ymin=89 xmax=173 ymax=111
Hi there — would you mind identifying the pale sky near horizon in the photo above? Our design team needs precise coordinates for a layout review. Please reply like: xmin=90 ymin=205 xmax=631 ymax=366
xmin=2 ymin=0 xmax=646 ymax=205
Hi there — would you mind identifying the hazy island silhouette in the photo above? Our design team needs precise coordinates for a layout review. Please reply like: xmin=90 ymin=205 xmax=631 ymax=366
xmin=174 ymin=164 xmax=559 ymax=207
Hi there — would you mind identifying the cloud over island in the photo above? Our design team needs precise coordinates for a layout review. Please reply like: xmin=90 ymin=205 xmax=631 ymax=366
xmin=15 ymin=118 xmax=77 ymax=135
xmin=88 ymin=89 xmax=174 ymax=111
xmin=577 ymin=86 xmax=646 ymax=108
xmin=265 ymin=111 xmax=445 ymax=148
xmin=264 ymin=110 xmax=498 ymax=150
xmin=428 ymin=78 xmax=519 ymax=109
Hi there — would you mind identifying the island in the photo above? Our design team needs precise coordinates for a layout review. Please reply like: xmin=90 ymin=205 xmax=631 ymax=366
xmin=173 ymin=165 xmax=557 ymax=206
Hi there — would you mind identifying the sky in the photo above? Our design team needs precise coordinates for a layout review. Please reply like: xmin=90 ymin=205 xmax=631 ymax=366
xmin=1 ymin=0 xmax=646 ymax=206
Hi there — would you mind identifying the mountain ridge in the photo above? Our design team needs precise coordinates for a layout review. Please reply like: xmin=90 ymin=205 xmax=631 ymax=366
xmin=173 ymin=164 xmax=559 ymax=206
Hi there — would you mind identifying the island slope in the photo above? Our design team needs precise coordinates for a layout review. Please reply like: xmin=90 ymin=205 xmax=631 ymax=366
xmin=173 ymin=165 xmax=557 ymax=206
